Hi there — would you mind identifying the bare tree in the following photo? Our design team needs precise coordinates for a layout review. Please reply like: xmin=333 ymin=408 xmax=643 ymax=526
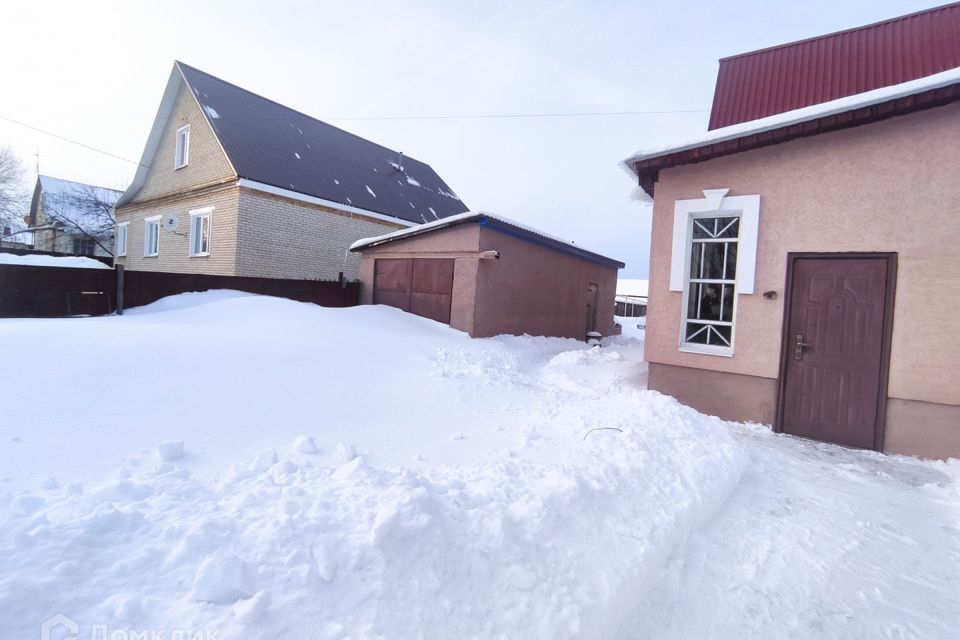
xmin=40 ymin=182 xmax=119 ymax=256
xmin=0 ymin=146 xmax=28 ymax=231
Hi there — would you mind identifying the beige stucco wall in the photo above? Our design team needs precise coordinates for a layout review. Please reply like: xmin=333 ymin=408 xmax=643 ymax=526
xmin=646 ymin=101 xmax=960 ymax=408
xmin=133 ymin=84 xmax=235 ymax=203
xmin=236 ymin=189 xmax=405 ymax=280
xmin=113 ymin=185 xmax=241 ymax=275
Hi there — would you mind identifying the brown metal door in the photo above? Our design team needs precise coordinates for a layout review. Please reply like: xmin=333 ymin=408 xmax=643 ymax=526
xmin=586 ymin=283 xmax=599 ymax=333
xmin=372 ymin=258 xmax=454 ymax=324
xmin=780 ymin=255 xmax=893 ymax=449
xmin=410 ymin=258 xmax=454 ymax=324
xmin=373 ymin=259 xmax=412 ymax=311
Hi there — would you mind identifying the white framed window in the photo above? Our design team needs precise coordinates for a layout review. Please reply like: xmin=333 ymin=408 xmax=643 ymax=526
xmin=681 ymin=214 xmax=740 ymax=355
xmin=144 ymin=215 xmax=160 ymax=257
xmin=670 ymin=189 xmax=760 ymax=357
xmin=116 ymin=222 xmax=128 ymax=257
xmin=189 ymin=207 xmax=212 ymax=257
xmin=175 ymin=124 xmax=190 ymax=169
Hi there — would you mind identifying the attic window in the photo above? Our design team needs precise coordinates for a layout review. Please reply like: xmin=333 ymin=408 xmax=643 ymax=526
xmin=175 ymin=125 xmax=190 ymax=169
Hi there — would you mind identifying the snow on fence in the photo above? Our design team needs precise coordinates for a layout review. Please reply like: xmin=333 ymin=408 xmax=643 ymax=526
xmin=0 ymin=246 xmax=113 ymax=266
xmin=0 ymin=263 xmax=360 ymax=318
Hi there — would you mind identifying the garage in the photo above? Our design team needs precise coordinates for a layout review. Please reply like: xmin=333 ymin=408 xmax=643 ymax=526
xmin=372 ymin=258 xmax=455 ymax=324
xmin=352 ymin=212 xmax=624 ymax=339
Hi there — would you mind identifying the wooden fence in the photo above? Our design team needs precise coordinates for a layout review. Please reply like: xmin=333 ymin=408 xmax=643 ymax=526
xmin=0 ymin=264 xmax=360 ymax=318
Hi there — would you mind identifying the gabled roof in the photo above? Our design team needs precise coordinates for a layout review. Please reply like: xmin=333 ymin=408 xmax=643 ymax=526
xmin=30 ymin=175 xmax=122 ymax=227
xmin=709 ymin=2 xmax=960 ymax=129
xmin=350 ymin=211 xmax=625 ymax=269
xmin=622 ymin=65 xmax=960 ymax=200
xmin=118 ymin=62 xmax=469 ymax=225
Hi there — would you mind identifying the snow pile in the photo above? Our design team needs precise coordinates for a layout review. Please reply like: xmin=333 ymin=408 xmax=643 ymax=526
xmin=0 ymin=252 xmax=111 ymax=269
xmin=2 ymin=291 xmax=956 ymax=638
xmin=0 ymin=291 xmax=747 ymax=639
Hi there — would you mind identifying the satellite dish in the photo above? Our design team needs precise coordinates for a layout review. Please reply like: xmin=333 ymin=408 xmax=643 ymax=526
xmin=162 ymin=215 xmax=179 ymax=232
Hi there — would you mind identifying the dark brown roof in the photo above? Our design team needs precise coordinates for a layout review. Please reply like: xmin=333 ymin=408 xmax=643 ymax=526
xmin=708 ymin=2 xmax=960 ymax=129
xmin=176 ymin=62 xmax=469 ymax=224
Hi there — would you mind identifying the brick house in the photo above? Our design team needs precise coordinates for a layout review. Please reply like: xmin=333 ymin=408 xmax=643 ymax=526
xmin=621 ymin=4 xmax=960 ymax=459
xmin=114 ymin=62 xmax=468 ymax=280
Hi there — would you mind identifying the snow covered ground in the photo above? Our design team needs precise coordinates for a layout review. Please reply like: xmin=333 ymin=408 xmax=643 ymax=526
xmin=1 ymin=292 xmax=957 ymax=639
xmin=0 ymin=252 xmax=111 ymax=269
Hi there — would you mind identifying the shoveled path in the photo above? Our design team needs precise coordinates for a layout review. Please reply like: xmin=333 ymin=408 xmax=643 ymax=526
xmin=624 ymin=423 xmax=960 ymax=639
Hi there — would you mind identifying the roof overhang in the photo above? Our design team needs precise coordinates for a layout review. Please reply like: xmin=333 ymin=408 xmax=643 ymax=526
xmin=350 ymin=211 xmax=625 ymax=269
xmin=115 ymin=66 xmax=186 ymax=208
xmin=622 ymin=66 xmax=960 ymax=200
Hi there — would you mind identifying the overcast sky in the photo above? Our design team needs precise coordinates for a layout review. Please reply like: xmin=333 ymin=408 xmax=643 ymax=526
xmin=0 ymin=0 xmax=942 ymax=276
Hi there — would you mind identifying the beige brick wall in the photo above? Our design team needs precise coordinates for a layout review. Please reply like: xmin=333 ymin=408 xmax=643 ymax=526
xmin=236 ymin=189 xmax=405 ymax=280
xmin=114 ymin=185 xmax=240 ymax=275
xmin=133 ymin=83 xmax=235 ymax=203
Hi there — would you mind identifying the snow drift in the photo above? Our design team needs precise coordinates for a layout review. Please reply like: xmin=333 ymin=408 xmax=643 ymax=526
xmin=0 ymin=292 xmax=747 ymax=639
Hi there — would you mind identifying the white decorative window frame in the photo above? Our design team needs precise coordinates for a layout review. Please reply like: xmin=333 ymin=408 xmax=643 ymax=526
xmin=144 ymin=215 xmax=161 ymax=257
xmin=670 ymin=189 xmax=760 ymax=356
xmin=116 ymin=221 xmax=129 ymax=257
xmin=189 ymin=207 xmax=213 ymax=257
xmin=175 ymin=124 xmax=190 ymax=169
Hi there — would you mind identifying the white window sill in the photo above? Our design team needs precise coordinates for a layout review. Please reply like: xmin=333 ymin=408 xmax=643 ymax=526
xmin=144 ymin=254 xmax=158 ymax=258
xmin=189 ymin=252 xmax=210 ymax=258
xmin=678 ymin=344 xmax=734 ymax=358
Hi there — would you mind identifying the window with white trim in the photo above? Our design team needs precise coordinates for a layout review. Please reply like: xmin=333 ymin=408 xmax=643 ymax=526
xmin=670 ymin=189 xmax=760 ymax=357
xmin=189 ymin=208 xmax=212 ymax=256
xmin=175 ymin=124 xmax=190 ymax=169
xmin=144 ymin=216 xmax=160 ymax=257
xmin=116 ymin=222 xmax=128 ymax=257
xmin=681 ymin=214 xmax=740 ymax=353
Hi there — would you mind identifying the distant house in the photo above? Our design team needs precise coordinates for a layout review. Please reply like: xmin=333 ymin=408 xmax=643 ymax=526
xmin=114 ymin=61 xmax=468 ymax=281
xmin=615 ymin=279 xmax=648 ymax=318
xmin=28 ymin=176 xmax=122 ymax=257
xmin=621 ymin=4 xmax=960 ymax=459
xmin=351 ymin=212 xmax=623 ymax=340
xmin=1 ymin=219 xmax=33 ymax=250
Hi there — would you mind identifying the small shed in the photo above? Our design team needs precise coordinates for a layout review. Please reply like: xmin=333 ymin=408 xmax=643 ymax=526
xmin=350 ymin=212 xmax=624 ymax=339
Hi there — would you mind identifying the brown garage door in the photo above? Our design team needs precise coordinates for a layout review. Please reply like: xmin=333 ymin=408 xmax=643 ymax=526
xmin=373 ymin=258 xmax=455 ymax=324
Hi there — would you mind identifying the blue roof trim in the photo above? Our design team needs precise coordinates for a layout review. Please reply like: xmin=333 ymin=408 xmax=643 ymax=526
xmin=478 ymin=216 xmax=625 ymax=269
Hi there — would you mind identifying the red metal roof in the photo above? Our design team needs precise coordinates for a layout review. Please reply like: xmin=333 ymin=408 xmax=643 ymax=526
xmin=708 ymin=2 xmax=960 ymax=129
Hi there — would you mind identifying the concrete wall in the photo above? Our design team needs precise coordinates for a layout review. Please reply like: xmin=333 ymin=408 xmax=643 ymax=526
xmin=474 ymin=227 xmax=619 ymax=339
xmin=356 ymin=223 xmax=620 ymax=340
xmin=236 ymin=189 xmax=405 ymax=280
xmin=113 ymin=185 xmax=241 ymax=276
xmin=644 ymin=101 xmax=960 ymax=457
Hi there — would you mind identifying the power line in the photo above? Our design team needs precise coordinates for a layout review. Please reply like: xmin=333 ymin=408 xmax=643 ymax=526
xmin=0 ymin=114 xmax=147 ymax=167
xmin=324 ymin=109 xmax=709 ymax=121
xmin=0 ymin=107 xmax=708 ymax=166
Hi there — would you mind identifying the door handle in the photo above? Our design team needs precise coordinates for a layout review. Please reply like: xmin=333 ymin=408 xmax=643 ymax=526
xmin=794 ymin=334 xmax=811 ymax=360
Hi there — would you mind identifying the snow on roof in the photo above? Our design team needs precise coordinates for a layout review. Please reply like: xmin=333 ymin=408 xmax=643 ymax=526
xmin=36 ymin=176 xmax=123 ymax=227
xmin=350 ymin=210 xmax=625 ymax=268
xmin=621 ymin=65 xmax=960 ymax=177
xmin=616 ymin=279 xmax=648 ymax=299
